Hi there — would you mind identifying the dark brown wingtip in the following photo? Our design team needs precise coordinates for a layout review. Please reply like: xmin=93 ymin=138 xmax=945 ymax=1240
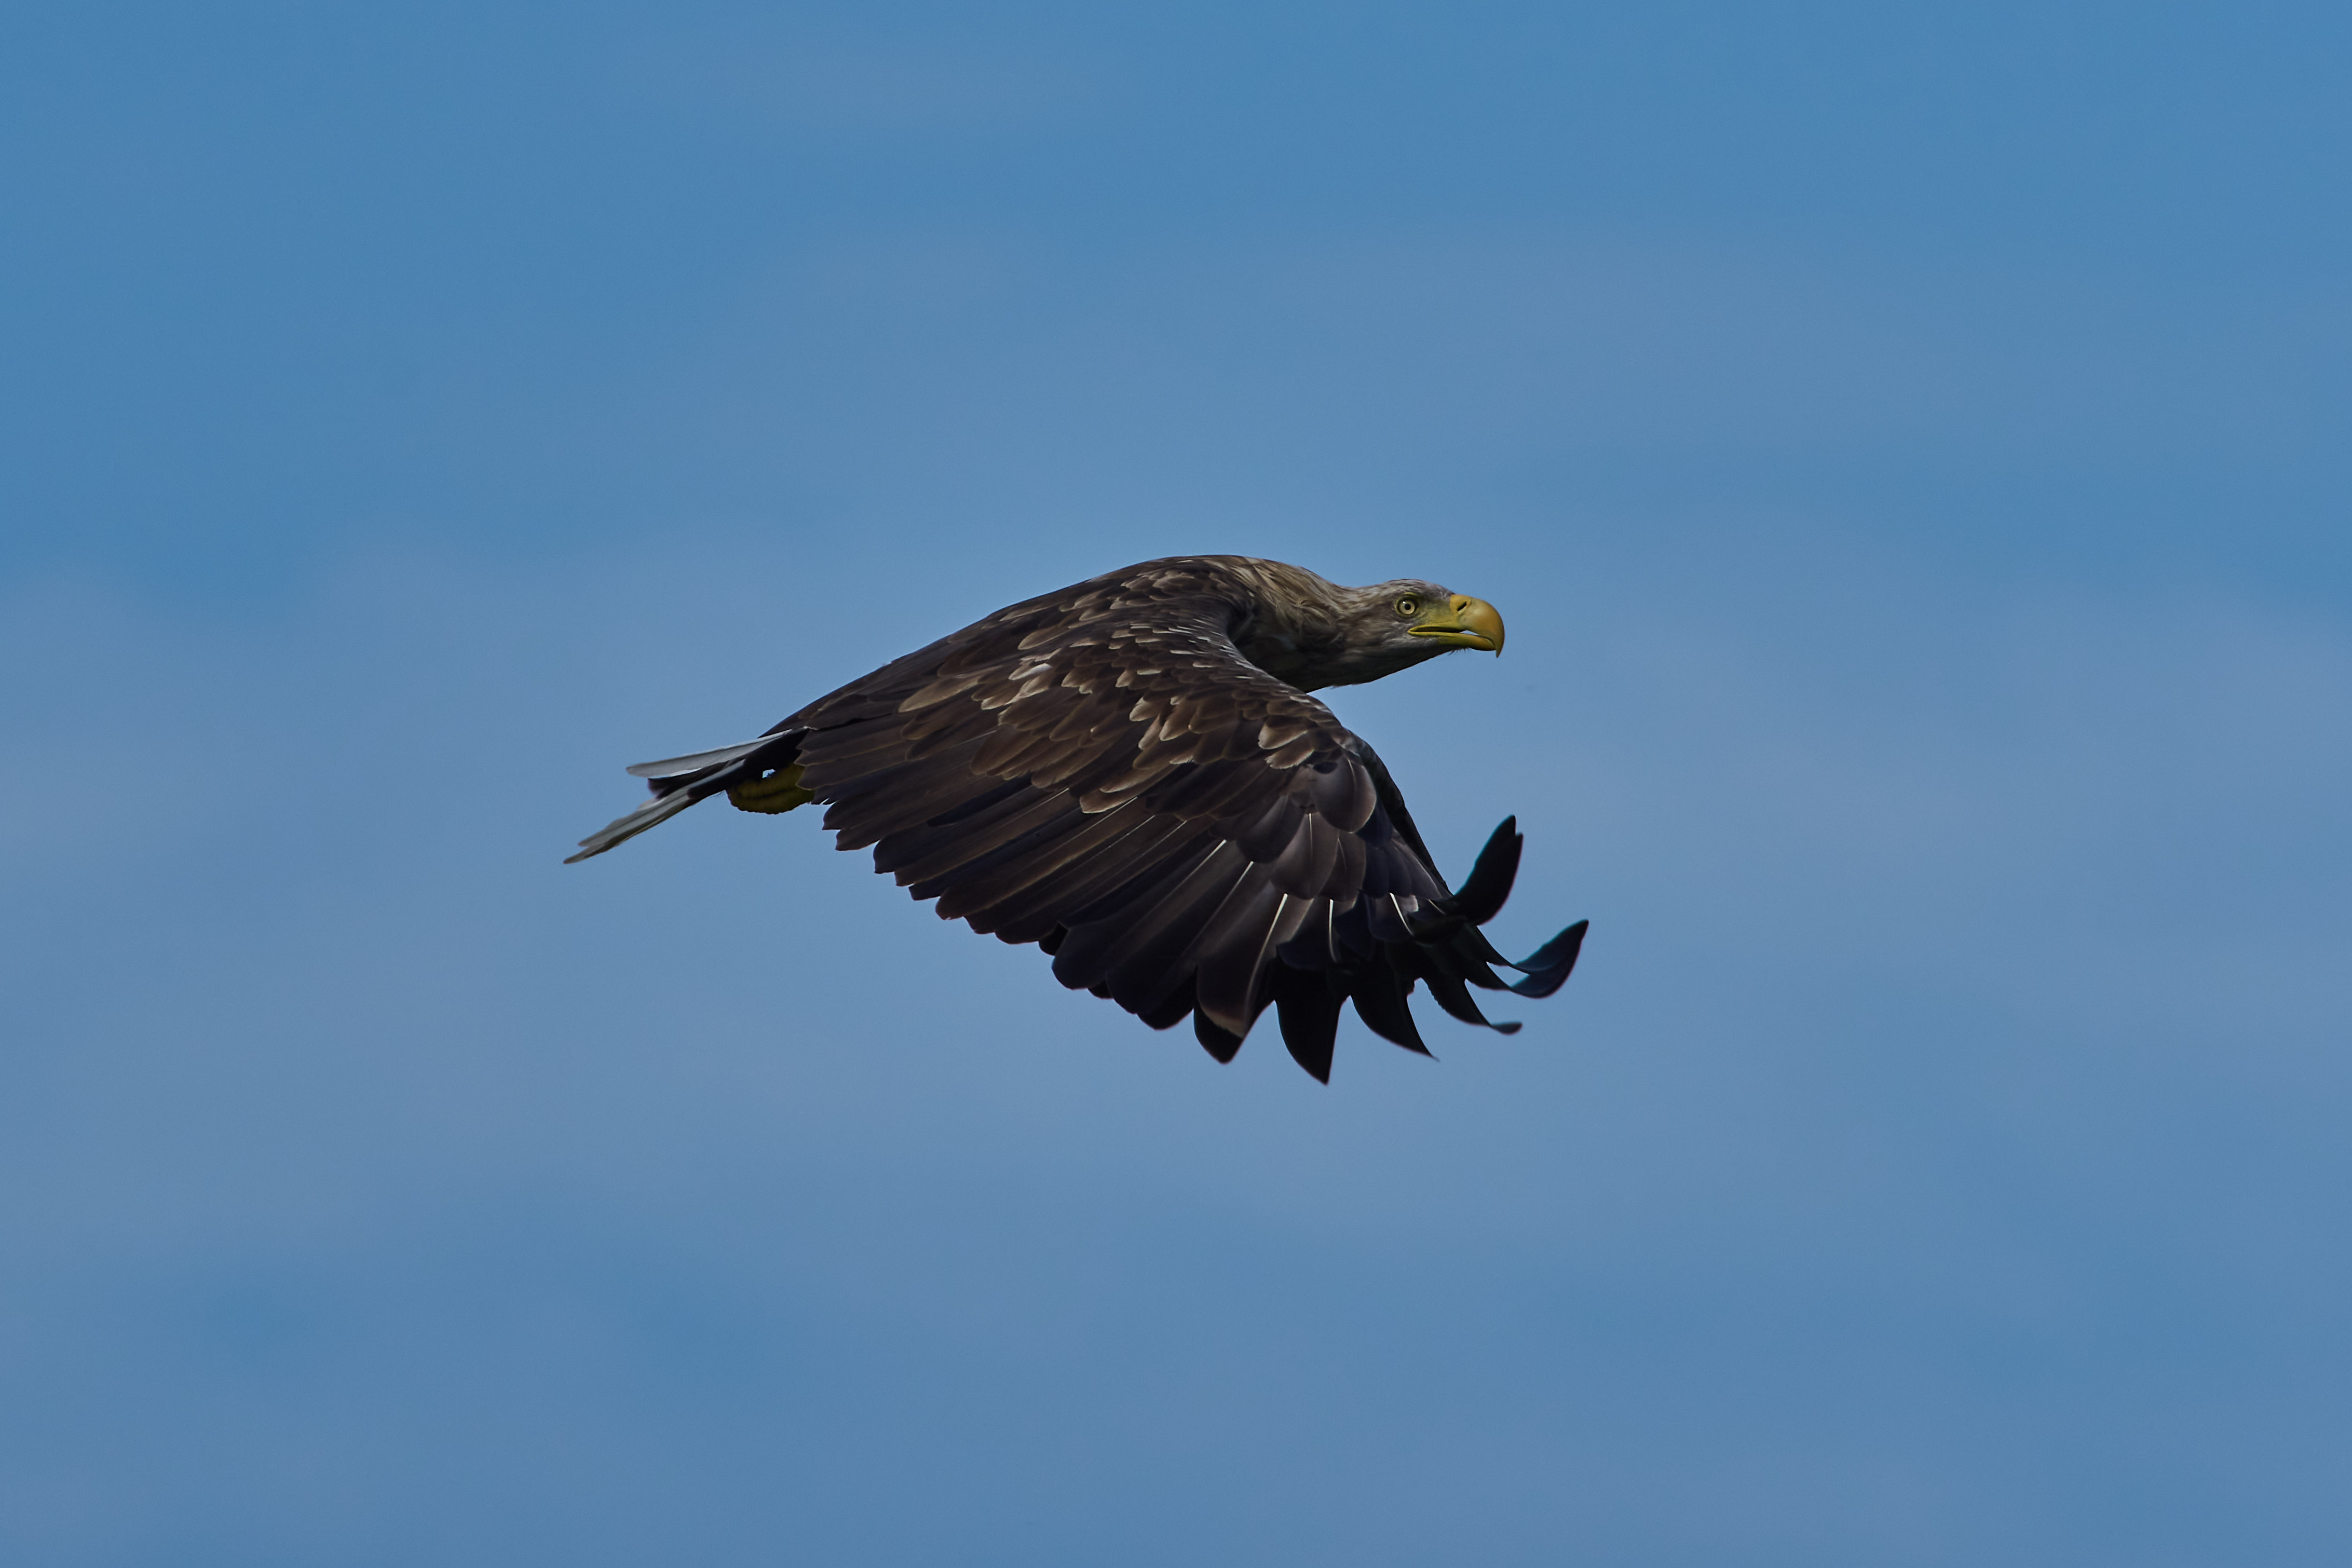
xmin=1506 ymin=919 xmax=1589 ymax=998
xmin=1453 ymin=817 xmax=1525 ymax=927
xmin=1273 ymin=969 xmax=1343 ymax=1083
xmin=1193 ymin=1011 xmax=1245 ymax=1063
xmin=1349 ymin=969 xmax=1434 ymax=1058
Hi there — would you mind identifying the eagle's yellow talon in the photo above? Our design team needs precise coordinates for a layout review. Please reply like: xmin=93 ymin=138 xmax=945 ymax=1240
xmin=728 ymin=764 xmax=814 ymax=814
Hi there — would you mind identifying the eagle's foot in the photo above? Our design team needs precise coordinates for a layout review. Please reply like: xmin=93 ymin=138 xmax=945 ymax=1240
xmin=728 ymin=765 xmax=814 ymax=814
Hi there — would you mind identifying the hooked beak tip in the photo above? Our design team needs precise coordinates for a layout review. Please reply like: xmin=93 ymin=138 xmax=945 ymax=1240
xmin=1454 ymin=594 xmax=1504 ymax=655
xmin=1406 ymin=595 xmax=1504 ymax=653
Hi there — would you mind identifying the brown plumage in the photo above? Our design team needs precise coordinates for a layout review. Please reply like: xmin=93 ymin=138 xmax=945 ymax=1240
xmin=568 ymin=555 xmax=1586 ymax=1081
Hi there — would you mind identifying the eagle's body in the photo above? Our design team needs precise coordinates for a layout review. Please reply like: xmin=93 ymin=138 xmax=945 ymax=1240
xmin=570 ymin=555 xmax=1585 ymax=1081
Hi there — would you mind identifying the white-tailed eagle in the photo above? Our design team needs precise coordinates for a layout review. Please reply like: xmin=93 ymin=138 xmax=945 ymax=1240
xmin=569 ymin=556 xmax=1586 ymax=1081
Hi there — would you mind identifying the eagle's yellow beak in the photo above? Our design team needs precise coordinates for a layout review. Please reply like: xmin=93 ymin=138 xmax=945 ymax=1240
xmin=1407 ymin=594 xmax=1505 ymax=653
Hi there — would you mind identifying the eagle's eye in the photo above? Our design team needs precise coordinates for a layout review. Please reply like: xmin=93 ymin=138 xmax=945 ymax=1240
xmin=1395 ymin=595 xmax=1420 ymax=618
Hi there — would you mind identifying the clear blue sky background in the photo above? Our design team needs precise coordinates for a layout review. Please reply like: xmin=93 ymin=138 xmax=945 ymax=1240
xmin=5 ymin=3 xmax=2349 ymax=1563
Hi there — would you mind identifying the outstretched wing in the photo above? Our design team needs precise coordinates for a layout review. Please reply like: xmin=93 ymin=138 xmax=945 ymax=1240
xmin=570 ymin=558 xmax=1584 ymax=1079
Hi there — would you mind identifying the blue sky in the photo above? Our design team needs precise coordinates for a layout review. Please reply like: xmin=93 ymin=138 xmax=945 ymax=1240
xmin=4 ymin=3 xmax=2349 ymax=1563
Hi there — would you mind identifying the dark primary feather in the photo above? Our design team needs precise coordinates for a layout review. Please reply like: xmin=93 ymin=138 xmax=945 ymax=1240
xmin=568 ymin=555 xmax=1587 ymax=1079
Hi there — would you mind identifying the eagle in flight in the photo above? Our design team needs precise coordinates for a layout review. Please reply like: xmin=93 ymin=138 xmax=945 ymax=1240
xmin=569 ymin=556 xmax=1587 ymax=1081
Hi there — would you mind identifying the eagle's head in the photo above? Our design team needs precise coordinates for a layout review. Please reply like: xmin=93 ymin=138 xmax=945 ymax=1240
xmin=1227 ymin=560 xmax=1505 ymax=691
